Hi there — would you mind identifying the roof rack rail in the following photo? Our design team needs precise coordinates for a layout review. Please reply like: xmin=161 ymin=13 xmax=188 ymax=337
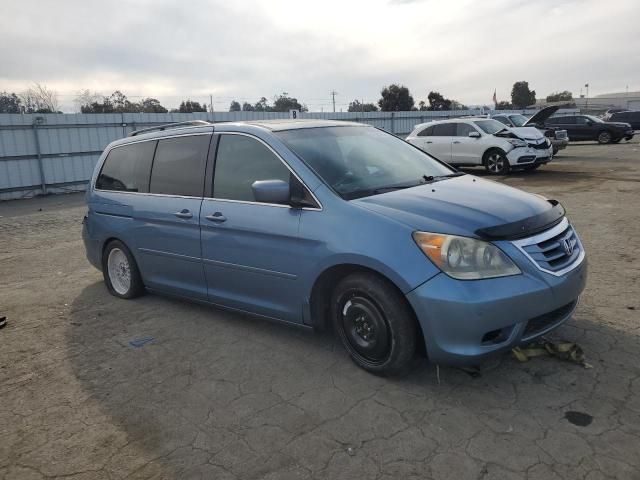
xmin=129 ymin=120 xmax=212 ymax=137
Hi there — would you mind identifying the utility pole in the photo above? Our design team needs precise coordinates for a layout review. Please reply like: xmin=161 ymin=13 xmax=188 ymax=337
xmin=585 ymin=83 xmax=589 ymax=110
xmin=210 ymin=94 xmax=214 ymax=113
xmin=330 ymin=90 xmax=338 ymax=113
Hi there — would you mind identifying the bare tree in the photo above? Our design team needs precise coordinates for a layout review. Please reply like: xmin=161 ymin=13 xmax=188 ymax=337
xmin=20 ymin=83 xmax=60 ymax=113
xmin=74 ymin=89 xmax=102 ymax=112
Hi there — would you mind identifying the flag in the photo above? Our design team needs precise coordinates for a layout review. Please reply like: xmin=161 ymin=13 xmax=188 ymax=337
xmin=492 ymin=89 xmax=497 ymax=105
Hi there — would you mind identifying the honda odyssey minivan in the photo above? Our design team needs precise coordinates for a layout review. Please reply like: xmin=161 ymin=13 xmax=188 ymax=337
xmin=83 ymin=119 xmax=587 ymax=376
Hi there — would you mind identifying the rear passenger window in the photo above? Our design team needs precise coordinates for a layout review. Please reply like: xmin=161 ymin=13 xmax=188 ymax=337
xmin=96 ymin=141 xmax=156 ymax=192
xmin=213 ymin=134 xmax=290 ymax=202
xmin=417 ymin=125 xmax=434 ymax=137
xmin=432 ymin=123 xmax=455 ymax=136
xmin=149 ymin=135 xmax=210 ymax=197
xmin=455 ymin=123 xmax=476 ymax=136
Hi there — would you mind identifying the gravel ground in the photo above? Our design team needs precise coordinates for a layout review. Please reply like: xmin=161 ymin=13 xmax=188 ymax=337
xmin=1 ymin=141 xmax=639 ymax=480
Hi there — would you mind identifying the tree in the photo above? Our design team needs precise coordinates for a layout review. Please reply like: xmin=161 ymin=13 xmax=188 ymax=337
xmin=272 ymin=95 xmax=306 ymax=112
xmin=229 ymin=100 xmax=241 ymax=112
xmin=138 ymin=98 xmax=168 ymax=113
xmin=378 ymin=84 xmax=414 ymax=111
xmin=546 ymin=91 xmax=573 ymax=102
xmin=427 ymin=91 xmax=452 ymax=111
xmin=20 ymin=83 xmax=60 ymax=113
xmin=347 ymin=100 xmax=378 ymax=112
xmin=74 ymin=89 xmax=102 ymax=112
xmin=511 ymin=81 xmax=536 ymax=109
xmin=241 ymin=102 xmax=255 ymax=111
xmin=495 ymin=101 xmax=514 ymax=110
xmin=0 ymin=91 xmax=22 ymax=113
xmin=253 ymin=97 xmax=271 ymax=112
xmin=418 ymin=100 xmax=428 ymax=111
xmin=178 ymin=100 xmax=207 ymax=113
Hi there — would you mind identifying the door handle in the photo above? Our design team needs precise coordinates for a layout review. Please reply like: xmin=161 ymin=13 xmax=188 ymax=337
xmin=452 ymin=140 xmax=461 ymax=144
xmin=173 ymin=209 xmax=193 ymax=219
xmin=426 ymin=141 xmax=433 ymax=144
xmin=205 ymin=212 xmax=227 ymax=223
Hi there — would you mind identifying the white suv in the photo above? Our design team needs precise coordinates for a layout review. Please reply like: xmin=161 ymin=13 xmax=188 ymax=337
xmin=406 ymin=118 xmax=553 ymax=174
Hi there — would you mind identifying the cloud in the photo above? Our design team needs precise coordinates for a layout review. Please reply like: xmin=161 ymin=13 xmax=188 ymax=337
xmin=1 ymin=0 xmax=639 ymax=111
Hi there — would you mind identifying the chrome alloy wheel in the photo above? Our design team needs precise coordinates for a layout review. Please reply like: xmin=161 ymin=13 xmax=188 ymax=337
xmin=107 ymin=248 xmax=131 ymax=295
xmin=487 ymin=152 xmax=506 ymax=173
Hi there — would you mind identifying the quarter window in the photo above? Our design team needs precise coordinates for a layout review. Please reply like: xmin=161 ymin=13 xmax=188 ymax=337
xmin=213 ymin=134 xmax=291 ymax=203
xmin=149 ymin=135 xmax=210 ymax=197
xmin=417 ymin=125 xmax=434 ymax=137
xmin=95 ymin=141 xmax=156 ymax=192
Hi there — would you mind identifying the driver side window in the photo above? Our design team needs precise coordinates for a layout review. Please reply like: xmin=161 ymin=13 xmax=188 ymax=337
xmin=213 ymin=134 xmax=290 ymax=202
xmin=575 ymin=117 xmax=590 ymax=125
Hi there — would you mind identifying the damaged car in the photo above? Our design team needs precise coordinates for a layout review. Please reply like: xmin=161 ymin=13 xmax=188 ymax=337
xmin=492 ymin=105 xmax=569 ymax=155
xmin=406 ymin=117 xmax=554 ymax=174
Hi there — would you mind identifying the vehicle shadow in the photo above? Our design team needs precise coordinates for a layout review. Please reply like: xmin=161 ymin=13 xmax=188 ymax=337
xmin=65 ymin=280 xmax=640 ymax=478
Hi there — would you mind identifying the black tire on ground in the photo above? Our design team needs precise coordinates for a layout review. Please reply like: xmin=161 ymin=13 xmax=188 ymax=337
xmin=523 ymin=164 xmax=540 ymax=171
xmin=552 ymin=146 xmax=559 ymax=155
xmin=611 ymin=138 xmax=621 ymax=144
xmin=597 ymin=131 xmax=613 ymax=144
xmin=483 ymin=149 xmax=510 ymax=175
xmin=331 ymin=272 xmax=418 ymax=376
xmin=102 ymin=240 xmax=145 ymax=299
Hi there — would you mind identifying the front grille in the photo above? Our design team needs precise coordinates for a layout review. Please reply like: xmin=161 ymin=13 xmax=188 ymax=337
xmin=528 ymin=139 xmax=550 ymax=149
xmin=512 ymin=218 xmax=584 ymax=275
xmin=522 ymin=300 xmax=577 ymax=339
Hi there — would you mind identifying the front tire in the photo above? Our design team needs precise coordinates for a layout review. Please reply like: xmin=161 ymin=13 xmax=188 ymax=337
xmin=597 ymin=131 xmax=612 ymax=144
xmin=102 ymin=240 xmax=145 ymax=299
xmin=484 ymin=149 xmax=510 ymax=175
xmin=331 ymin=272 xmax=418 ymax=376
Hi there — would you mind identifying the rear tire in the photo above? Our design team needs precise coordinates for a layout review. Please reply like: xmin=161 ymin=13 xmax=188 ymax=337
xmin=102 ymin=240 xmax=145 ymax=299
xmin=597 ymin=131 xmax=612 ymax=144
xmin=484 ymin=149 xmax=510 ymax=175
xmin=331 ymin=272 xmax=418 ymax=376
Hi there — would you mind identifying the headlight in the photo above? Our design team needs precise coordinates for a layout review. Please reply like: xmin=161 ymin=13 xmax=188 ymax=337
xmin=412 ymin=232 xmax=521 ymax=280
xmin=506 ymin=138 xmax=527 ymax=148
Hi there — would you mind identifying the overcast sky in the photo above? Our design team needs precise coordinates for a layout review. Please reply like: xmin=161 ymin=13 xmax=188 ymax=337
xmin=2 ymin=0 xmax=639 ymax=112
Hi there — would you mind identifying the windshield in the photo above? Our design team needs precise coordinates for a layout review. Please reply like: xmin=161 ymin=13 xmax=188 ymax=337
xmin=276 ymin=126 xmax=455 ymax=200
xmin=473 ymin=119 xmax=507 ymax=134
xmin=509 ymin=114 xmax=528 ymax=127
xmin=585 ymin=115 xmax=604 ymax=123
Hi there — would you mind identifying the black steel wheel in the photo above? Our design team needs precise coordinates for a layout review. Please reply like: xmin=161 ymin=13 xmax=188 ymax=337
xmin=331 ymin=272 xmax=418 ymax=376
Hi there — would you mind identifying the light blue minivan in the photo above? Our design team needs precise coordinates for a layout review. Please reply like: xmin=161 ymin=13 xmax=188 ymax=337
xmin=83 ymin=120 xmax=587 ymax=375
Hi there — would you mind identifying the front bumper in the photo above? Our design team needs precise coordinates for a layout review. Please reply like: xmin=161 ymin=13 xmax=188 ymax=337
xmin=551 ymin=138 xmax=569 ymax=150
xmin=406 ymin=254 xmax=587 ymax=366
xmin=506 ymin=145 xmax=553 ymax=167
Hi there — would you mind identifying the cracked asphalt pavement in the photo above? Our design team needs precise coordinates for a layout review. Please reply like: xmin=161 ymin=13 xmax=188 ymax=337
xmin=1 ymin=141 xmax=639 ymax=479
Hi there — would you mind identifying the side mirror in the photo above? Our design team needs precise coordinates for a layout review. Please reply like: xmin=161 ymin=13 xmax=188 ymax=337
xmin=468 ymin=131 xmax=481 ymax=138
xmin=251 ymin=180 xmax=290 ymax=205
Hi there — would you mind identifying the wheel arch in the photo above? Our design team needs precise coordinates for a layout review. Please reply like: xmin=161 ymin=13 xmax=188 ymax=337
xmin=482 ymin=146 xmax=507 ymax=164
xmin=308 ymin=263 xmax=427 ymax=356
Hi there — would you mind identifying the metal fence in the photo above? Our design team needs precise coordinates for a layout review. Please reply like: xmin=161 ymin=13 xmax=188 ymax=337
xmin=0 ymin=108 xmax=577 ymax=200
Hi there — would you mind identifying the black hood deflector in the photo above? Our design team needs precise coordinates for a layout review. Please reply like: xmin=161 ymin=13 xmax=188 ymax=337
xmin=475 ymin=200 xmax=565 ymax=240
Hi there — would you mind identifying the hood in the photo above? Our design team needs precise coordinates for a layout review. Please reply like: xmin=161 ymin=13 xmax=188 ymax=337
xmin=353 ymin=175 xmax=559 ymax=238
xmin=506 ymin=126 xmax=544 ymax=141
xmin=524 ymin=105 xmax=560 ymax=126
xmin=605 ymin=121 xmax=632 ymax=128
